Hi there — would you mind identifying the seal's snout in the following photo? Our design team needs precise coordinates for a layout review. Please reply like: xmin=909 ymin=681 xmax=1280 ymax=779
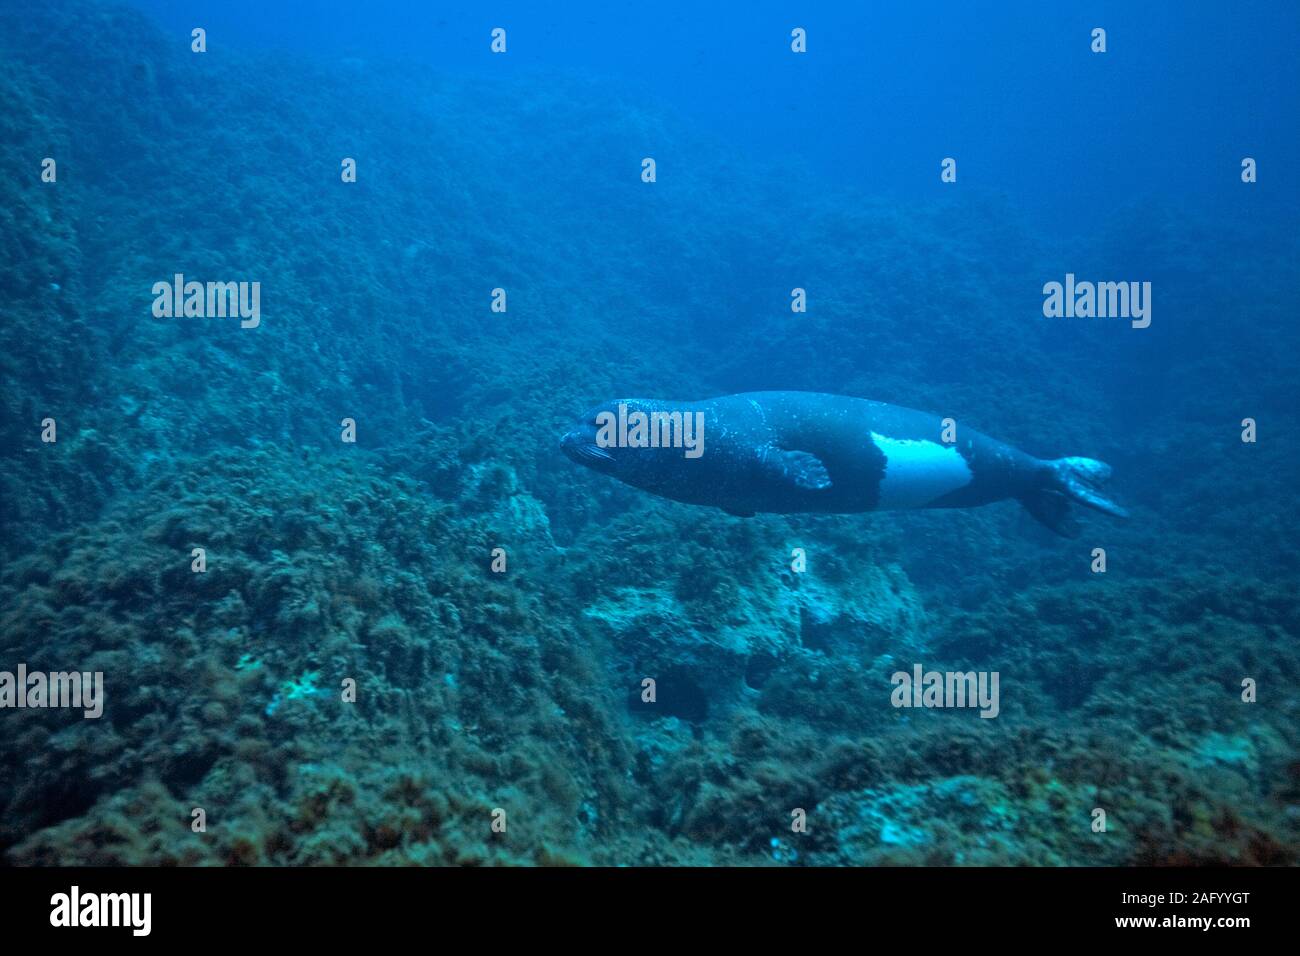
xmin=556 ymin=431 xmax=577 ymax=465
xmin=559 ymin=429 xmax=590 ymax=465
xmin=553 ymin=434 xmax=590 ymax=460
xmin=560 ymin=424 xmax=616 ymax=469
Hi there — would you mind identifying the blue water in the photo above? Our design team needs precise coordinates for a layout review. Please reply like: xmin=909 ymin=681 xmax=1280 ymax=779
xmin=127 ymin=0 xmax=1300 ymax=232
xmin=0 ymin=0 xmax=1296 ymax=866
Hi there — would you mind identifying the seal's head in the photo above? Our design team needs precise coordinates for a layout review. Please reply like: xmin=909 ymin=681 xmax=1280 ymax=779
xmin=559 ymin=400 xmax=633 ymax=477
xmin=559 ymin=408 xmax=619 ymax=475
xmin=560 ymin=399 xmax=698 ymax=490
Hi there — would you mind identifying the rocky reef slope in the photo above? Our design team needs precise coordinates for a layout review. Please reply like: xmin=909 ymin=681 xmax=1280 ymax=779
xmin=1 ymin=0 xmax=1295 ymax=864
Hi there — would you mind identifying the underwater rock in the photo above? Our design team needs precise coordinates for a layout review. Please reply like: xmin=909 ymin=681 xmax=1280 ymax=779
xmin=586 ymin=536 xmax=924 ymax=721
xmin=0 ymin=447 xmax=632 ymax=865
xmin=805 ymin=774 xmax=1100 ymax=866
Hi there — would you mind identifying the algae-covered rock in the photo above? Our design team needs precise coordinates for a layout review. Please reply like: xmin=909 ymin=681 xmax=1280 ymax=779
xmin=584 ymin=523 xmax=925 ymax=720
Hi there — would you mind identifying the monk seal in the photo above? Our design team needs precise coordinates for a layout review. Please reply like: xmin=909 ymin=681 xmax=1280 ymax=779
xmin=559 ymin=391 xmax=1128 ymax=537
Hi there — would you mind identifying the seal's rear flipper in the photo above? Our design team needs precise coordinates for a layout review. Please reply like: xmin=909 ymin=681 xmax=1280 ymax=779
xmin=1020 ymin=488 xmax=1082 ymax=537
xmin=1021 ymin=456 xmax=1129 ymax=537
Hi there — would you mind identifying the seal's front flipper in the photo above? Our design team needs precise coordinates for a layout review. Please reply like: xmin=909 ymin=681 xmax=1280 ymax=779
xmin=1021 ymin=456 xmax=1129 ymax=537
xmin=760 ymin=447 xmax=832 ymax=491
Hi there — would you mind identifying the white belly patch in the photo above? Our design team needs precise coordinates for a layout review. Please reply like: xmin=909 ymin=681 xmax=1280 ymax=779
xmin=870 ymin=432 xmax=973 ymax=508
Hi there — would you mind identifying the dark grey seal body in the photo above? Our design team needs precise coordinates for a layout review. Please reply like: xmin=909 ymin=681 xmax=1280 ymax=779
xmin=560 ymin=391 xmax=1127 ymax=537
